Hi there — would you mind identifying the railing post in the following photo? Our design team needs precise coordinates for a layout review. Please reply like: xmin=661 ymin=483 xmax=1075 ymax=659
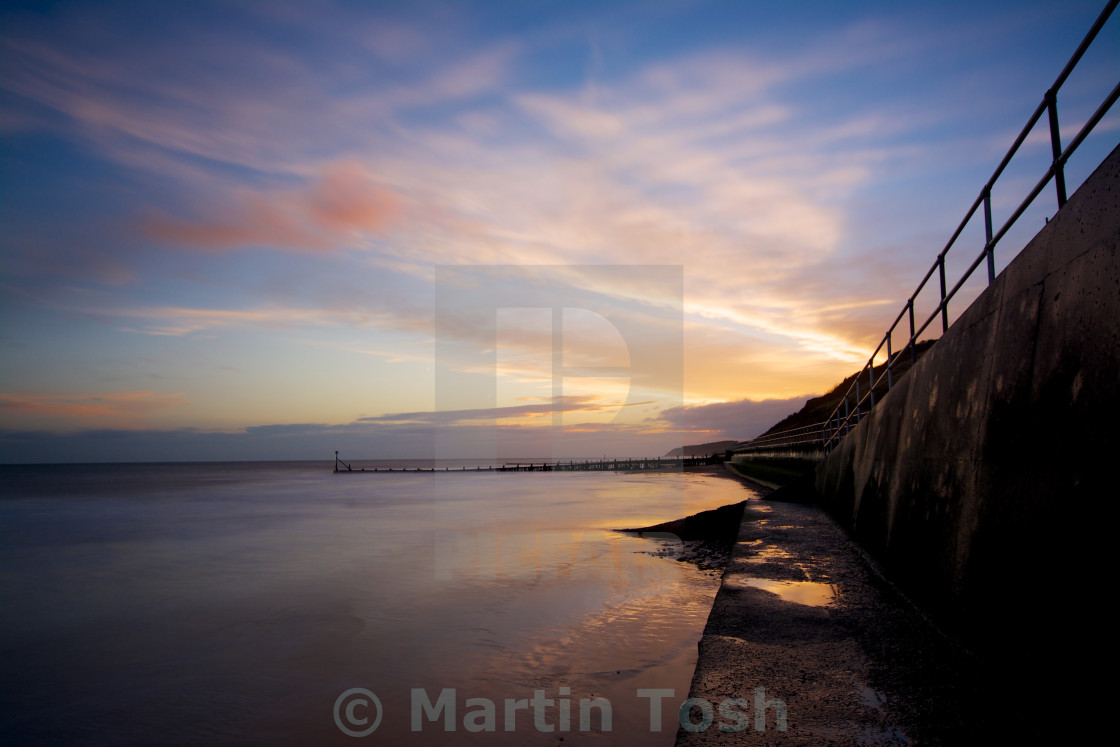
xmin=908 ymin=300 xmax=916 ymax=364
xmin=868 ymin=363 xmax=875 ymax=408
xmin=983 ymin=186 xmax=995 ymax=283
xmin=1046 ymin=89 xmax=1068 ymax=208
xmin=886 ymin=333 xmax=894 ymax=390
xmin=938 ymin=254 xmax=949 ymax=333
xmin=855 ymin=379 xmax=861 ymax=423
xmin=844 ymin=398 xmax=850 ymax=435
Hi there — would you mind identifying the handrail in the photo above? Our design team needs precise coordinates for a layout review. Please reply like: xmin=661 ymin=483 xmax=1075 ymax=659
xmin=737 ymin=421 xmax=829 ymax=451
xmin=739 ymin=0 xmax=1119 ymax=455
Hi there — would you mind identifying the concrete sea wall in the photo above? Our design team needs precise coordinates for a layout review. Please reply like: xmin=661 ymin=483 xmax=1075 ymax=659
xmin=815 ymin=144 xmax=1119 ymax=651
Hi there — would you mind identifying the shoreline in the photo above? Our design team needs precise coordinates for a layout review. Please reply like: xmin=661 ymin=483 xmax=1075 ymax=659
xmin=634 ymin=463 xmax=990 ymax=742
xmin=620 ymin=463 xmax=774 ymax=571
xmin=673 ymin=461 xmax=777 ymax=499
xmin=673 ymin=472 xmax=996 ymax=744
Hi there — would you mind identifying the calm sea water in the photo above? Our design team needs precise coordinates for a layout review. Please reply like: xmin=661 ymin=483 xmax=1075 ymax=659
xmin=0 ymin=461 xmax=756 ymax=745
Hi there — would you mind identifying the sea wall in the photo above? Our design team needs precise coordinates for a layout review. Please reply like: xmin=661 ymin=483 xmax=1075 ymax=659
xmin=815 ymin=144 xmax=1119 ymax=649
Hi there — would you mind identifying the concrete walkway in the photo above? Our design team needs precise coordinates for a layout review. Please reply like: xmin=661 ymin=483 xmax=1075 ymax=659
xmin=676 ymin=496 xmax=993 ymax=745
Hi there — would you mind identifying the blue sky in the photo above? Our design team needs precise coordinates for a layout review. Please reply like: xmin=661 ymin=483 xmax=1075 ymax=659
xmin=1 ymin=0 xmax=1117 ymax=462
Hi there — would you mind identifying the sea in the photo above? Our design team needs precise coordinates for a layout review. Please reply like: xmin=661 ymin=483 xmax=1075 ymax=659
xmin=0 ymin=460 xmax=758 ymax=746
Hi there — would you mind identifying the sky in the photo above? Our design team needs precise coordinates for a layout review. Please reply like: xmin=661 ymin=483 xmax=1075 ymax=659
xmin=1 ymin=0 xmax=1117 ymax=463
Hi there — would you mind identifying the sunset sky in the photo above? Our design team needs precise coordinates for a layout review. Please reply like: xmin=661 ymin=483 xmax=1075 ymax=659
xmin=2 ymin=0 xmax=1117 ymax=462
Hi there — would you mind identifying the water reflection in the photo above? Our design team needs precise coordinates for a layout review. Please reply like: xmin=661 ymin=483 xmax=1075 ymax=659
xmin=735 ymin=578 xmax=836 ymax=607
xmin=0 ymin=464 xmax=752 ymax=746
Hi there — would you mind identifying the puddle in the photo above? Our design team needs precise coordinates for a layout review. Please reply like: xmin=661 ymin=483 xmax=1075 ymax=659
xmin=744 ymin=545 xmax=792 ymax=563
xmin=740 ymin=578 xmax=836 ymax=606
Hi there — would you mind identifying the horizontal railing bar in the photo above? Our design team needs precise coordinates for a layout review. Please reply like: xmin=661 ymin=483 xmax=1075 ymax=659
xmin=942 ymin=251 xmax=988 ymax=312
xmin=745 ymin=431 xmax=823 ymax=443
xmin=991 ymin=157 xmax=1069 ymax=250
xmin=749 ymin=422 xmax=828 ymax=435
xmin=937 ymin=194 xmax=986 ymax=269
xmin=995 ymin=83 xmax=1120 ymax=247
xmin=986 ymin=101 xmax=1049 ymax=196
xmin=1051 ymin=0 xmax=1118 ymax=92
xmin=1061 ymin=79 xmax=1120 ymax=162
xmin=912 ymin=308 xmax=938 ymax=345
xmin=749 ymin=2 xmax=1117 ymax=454
xmin=742 ymin=428 xmax=827 ymax=442
xmin=886 ymin=306 xmax=909 ymax=333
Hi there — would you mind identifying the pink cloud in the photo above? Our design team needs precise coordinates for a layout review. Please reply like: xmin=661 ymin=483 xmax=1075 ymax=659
xmin=144 ymin=161 xmax=399 ymax=252
xmin=306 ymin=161 xmax=399 ymax=232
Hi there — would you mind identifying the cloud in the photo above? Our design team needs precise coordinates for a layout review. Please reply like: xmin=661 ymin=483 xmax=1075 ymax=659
xmin=0 ymin=378 xmax=802 ymax=463
xmin=0 ymin=7 xmax=521 ymax=180
xmin=659 ymin=397 xmax=814 ymax=441
xmin=362 ymin=395 xmax=653 ymax=426
xmin=6 ymin=0 xmax=1085 ymax=446
xmin=107 ymin=304 xmax=402 ymax=337
xmin=3 ymin=278 xmax=428 ymax=339
xmin=144 ymin=161 xmax=400 ymax=252
xmin=366 ymin=44 xmax=931 ymax=379
xmin=0 ymin=391 xmax=186 ymax=427
xmin=0 ymin=417 xmax=700 ymax=464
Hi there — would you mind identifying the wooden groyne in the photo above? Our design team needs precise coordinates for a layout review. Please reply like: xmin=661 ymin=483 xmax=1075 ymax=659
xmin=503 ymin=456 xmax=721 ymax=471
xmin=333 ymin=451 xmax=724 ymax=474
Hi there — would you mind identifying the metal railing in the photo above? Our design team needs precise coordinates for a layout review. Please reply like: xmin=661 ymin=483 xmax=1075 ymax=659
xmin=735 ymin=422 xmax=828 ymax=452
xmin=742 ymin=0 xmax=1119 ymax=455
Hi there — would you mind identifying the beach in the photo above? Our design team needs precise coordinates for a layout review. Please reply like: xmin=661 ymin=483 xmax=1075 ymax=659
xmin=0 ymin=461 xmax=760 ymax=745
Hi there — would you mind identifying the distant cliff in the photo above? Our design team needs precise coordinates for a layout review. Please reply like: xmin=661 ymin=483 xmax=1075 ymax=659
xmin=663 ymin=440 xmax=739 ymax=458
xmin=669 ymin=341 xmax=936 ymax=459
xmin=758 ymin=339 xmax=936 ymax=437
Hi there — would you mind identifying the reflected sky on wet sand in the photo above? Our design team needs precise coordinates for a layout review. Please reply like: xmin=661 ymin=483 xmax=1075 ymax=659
xmin=0 ymin=463 xmax=757 ymax=744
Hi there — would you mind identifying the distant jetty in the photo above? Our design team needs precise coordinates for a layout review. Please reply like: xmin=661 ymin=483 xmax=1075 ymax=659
xmin=333 ymin=451 xmax=724 ymax=474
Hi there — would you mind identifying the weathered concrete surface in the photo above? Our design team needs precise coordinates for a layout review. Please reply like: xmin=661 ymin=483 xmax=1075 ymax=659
xmin=816 ymin=144 xmax=1117 ymax=637
xmin=676 ymin=499 xmax=988 ymax=745
xmin=809 ymin=143 xmax=1119 ymax=731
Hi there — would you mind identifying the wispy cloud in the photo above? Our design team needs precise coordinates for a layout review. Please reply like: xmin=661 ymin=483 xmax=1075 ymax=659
xmin=105 ymin=304 xmax=402 ymax=337
xmin=0 ymin=10 xmax=519 ymax=179
xmin=0 ymin=390 xmax=186 ymax=427
xmin=5 ymin=0 xmax=1108 ymax=458
xmin=362 ymin=395 xmax=656 ymax=426
xmin=1 ymin=7 xmax=938 ymax=386
xmin=3 ymin=282 xmax=420 ymax=337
